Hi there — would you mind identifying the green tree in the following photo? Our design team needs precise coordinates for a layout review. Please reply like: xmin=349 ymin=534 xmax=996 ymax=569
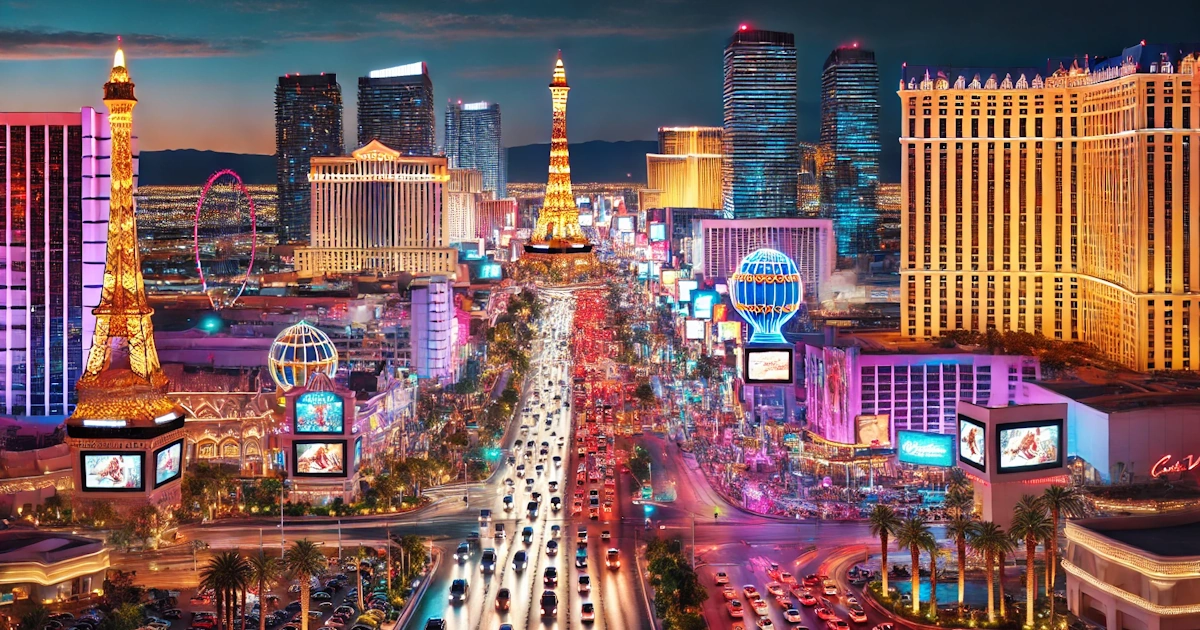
xmin=924 ymin=538 xmax=940 ymax=618
xmin=867 ymin=504 xmax=901 ymax=597
xmin=969 ymin=521 xmax=1014 ymax=623
xmin=284 ymin=540 xmax=328 ymax=630
xmin=1010 ymin=495 xmax=1054 ymax=627
xmin=1041 ymin=485 xmax=1084 ymax=604
xmin=894 ymin=516 xmax=933 ymax=614
xmin=19 ymin=605 xmax=50 ymax=630
xmin=102 ymin=569 xmax=144 ymax=609
xmin=633 ymin=382 xmax=656 ymax=407
xmin=200 ymin=550 xmax=251 ymax=630
xmin=97 ymin=604 xmax=143 ymax=630
xmin=946 ymin=516 xmax=975 ymax=614
xmin=248 ymin=551 xmax=282 ymax=630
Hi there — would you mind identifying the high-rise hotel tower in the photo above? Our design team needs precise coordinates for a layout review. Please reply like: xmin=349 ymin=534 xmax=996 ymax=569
xmin=445 ymin=100 xmax=505 ymax=198
xmin=275 ymin=73 xmax=342 ymax=245
xmin=900 ymin=43 xmax=1200 ymax=371
xmin=358 ymin=63 xmax=435 ymax=156
xmin=821 ymin=45 xmax=881 ymax=260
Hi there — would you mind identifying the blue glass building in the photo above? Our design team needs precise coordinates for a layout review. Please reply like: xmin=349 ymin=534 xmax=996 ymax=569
xmin=445 ymin=101 xmax=505 ymax=198
xmin=722 ymin=28 xmax=798 ymax=218
xmin=358 ymin=63 xmax=435 ymax=156
xmin=820 ymin=46 xmax=881 ymax=260
xmin=275 ymin=73 xmax=343 ymax=245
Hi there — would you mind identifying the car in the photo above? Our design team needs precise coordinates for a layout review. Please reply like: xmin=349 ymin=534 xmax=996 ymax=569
xmin=578 ymin=575 xmax=591 ymax=593
xmin=317 ymin=602 xmax=334 ymax=611
xmin=775 ymin=594 xmax=791 ymax=608
xmin=547 ymin=539 xmax=559 ymax=555
xmin=798 ymin=593 xmax=818 ymax=607
xmin=803 ymin=574 xmax=821 ymax=587
xmin=503 ymin=495 xmax=514 ymax=510
xmin=766 ymin=582 xmax=785 ymax=597
xmin=523 ymin=526 xmax=535 ymax=543
xmin=825 ymin=621 xmax=849 ymax=630
xmin=423 ymin=620 xmax=444 ymax=630
xmin=750 ymin=599 xmax=770 ymax=616
xmin=779 ymin=608 xmax=804 ymax=624
xmin=756 ymin=619 xmax=774 ymax=630
xmin=715 ymin=571 xmax=730 ymax=585
xmin=847 ymin=606 xmax=867 ymax=623
xmin=513 ymin=551 xmax=528 ymax=571
xmin=576 ymin=548 xmax=589 ymax=568
xmin=494 ymin=523 xmax=506 ymax=539
xmin=553 ymin=455 xmax=563 ymax=466
xmin=543 ymin=567 xmax=558 ymax=587
xmin=605 ymin=548 xmax=620 ymax=569
xmin=525 ymin=478 xmax=535 ymax=489
xmin=481 ymin=548 xmax=497 ymax=573
xmin=516 ymin=465 xmax=526 ymax=477
xmin=162 ymin=612 xmax=182 ymax=621
xmin=727 ymin=601 xmax=745 ymax=618
xmin=580 ymin=603 xmax=595 ymax=623
xmin=823 ymin=582 xmax=838 ymax=596
xmin=815 ymin=607 xmax=837 ymax=621
xmin=333 ymin=608 xmax=354 ymax=617
xmin=548 ymin=481 xmax=559 ymax=492
xmin=285 ymin=603 xmax=302 ymax=613
xmin=536 ymin=464 xmax=546 ymax=474
xmin=454 ymin=542 xmax=471 ymax=563
xmin=780 ymin=572 xmax=797 ymax=585
xmin=448 ymin=579 xmax=468 ymax=604
xmin=289 ymin=584 xmax=302 ymax=594
xmin=743 ymin=585 xmax=760 ymax=599
xmin=551 ymin=524 xmax=561 ymax=537
xmin=601 ymin=530 xmax=611 ymax=541
xmin=539 ymin=591 xmax=558 ymax=617
xmin=722 ymin=586 xmax=738 ymax=600
xmin=551 ymin=497 xmax=562 ymax=511
xmin=312 ymin=591 xmax=332 ymax=601
xmin=871 ymin=625 xmax=894 ymax=630
xmin=845 ymin=596 xmax=859 ymax=607
xmin=495 ymin=588 xmax=511 ymax=611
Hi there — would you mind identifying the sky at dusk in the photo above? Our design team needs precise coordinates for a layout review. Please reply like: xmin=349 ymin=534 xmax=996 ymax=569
xmin=4 ymin=0 xmax=1200 ymax=155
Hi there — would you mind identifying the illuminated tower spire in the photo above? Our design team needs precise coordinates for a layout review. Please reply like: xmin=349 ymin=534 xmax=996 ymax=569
xmin=530 ymin=51 xmax=586 ymax=247
xmin=69 ymin=39 xmax=181 ymax=427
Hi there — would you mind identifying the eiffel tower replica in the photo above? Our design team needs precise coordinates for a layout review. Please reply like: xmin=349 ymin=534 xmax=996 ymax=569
xmin=67 ymin=40 xmax=186 ymax=512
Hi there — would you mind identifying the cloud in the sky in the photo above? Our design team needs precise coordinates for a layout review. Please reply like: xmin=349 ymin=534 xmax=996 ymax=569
xmin=0 ymin=28 xmax=265 ymax=60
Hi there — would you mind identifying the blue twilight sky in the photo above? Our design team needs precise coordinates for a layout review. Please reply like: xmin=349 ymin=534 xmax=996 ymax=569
xmin=3 ymin=0 xmax=1200 ymax=154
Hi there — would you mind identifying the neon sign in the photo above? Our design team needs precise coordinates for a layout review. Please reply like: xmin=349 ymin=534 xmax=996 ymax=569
xmin=1151 ymin=454 xmax=1200 ymax=478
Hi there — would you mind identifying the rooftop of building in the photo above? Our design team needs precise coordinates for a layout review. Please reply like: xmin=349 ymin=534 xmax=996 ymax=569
xmin=1071 ymin=511 xmax=1200 ymax=559
xmin=0 ymin=531 xmax=104 ymax=565
xmin=1034 ymin=368 xmax=1200 ymax=413
xmin=806 ymin=329 xmax=1018 ymax=356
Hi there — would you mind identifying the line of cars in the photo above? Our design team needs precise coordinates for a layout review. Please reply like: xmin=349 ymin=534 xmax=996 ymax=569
xmin=717 ymin=566 xmax=872 ymax=630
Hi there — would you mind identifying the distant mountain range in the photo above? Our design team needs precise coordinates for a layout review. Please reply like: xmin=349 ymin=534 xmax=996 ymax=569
xmin=139 ymin=139 xmax=899 ymax=187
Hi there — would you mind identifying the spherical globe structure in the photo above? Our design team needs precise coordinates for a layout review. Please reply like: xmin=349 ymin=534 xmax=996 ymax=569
xmin=268 ymin=321 xmax=339 ymax=392
xmin=729 ymin=248 xmax=804 ymax=344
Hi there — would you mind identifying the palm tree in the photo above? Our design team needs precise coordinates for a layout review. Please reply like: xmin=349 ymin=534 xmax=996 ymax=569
xmin=248 ymin=551 xmax=282 ymax=630
xmin=1041 ymin=485 xmax=1083 ymax=598
xmin=20 ymin=604 xmax=50 ymax=630
xmin=284 ymin=539 xmax=328 ymax=630
xmin=946 ymin=516 xmax=974 ymax=615
xmin=923 ymin=536 xmax=941 ymax=619
xmin=893 ymin=516 xmax=932 ymax=614
xmin=867 ymin=505 xmax=902 ymax=597
xmin=1010 ymin=495 xmax=1054 ymax=628
xmin=352 ymin=546 xmax=373 ymax=612
xmin=968 ymin=521 xmax=1006 ymax=623
xmin=200 ymin=551 xmax=251 ymax=630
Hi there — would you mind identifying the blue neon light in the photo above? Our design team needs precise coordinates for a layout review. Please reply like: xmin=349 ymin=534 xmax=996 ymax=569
xmin=896 ymin=430 xmax=954 ymax=467
xmin=730 ymin=248 xmax=803 ymax=344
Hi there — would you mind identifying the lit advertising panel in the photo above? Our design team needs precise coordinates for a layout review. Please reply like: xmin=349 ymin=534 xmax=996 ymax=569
xmin=677 ymin=280 xmax=698 ymax=303
xmin=997 ymin=419 xmax=1064 ymax=473
xmin=692 ymin=290 xmax=718 ymax=320
xmin=649 ymin=223 xmax=666 ymax=242
xmin=479 ymin=262 xmax=502 ymax=280
xmin=744 ymin=347 xmax=794 ymax=384
xmin=293 ymin=440 xmax=348 ymax=477
xmin=616 ymin=216 xmax=635 ymax=232
xmin=855 ymin=414 xmax=891 ymax=447
xmin=717 ymin=321 xmax=742 ymax=341
xmin=684 ymin=319 xmax=705 ymax=340
xmin=294 ymin=391 xmax=344 ymax=434
xmin=958 ymin=415 xmax=986 ymax=472
xmin=579 ymin=213 xmax=594 ymax=227
xmin=81 ymin=452 xmax=145 ymax=492
xmin=154 ymin=440 xmax=184 ymax=488
xmin=649 ymin=240 xmax=669 ymax=263
xmin=637 ymin=262 xmax=650 ymax=279
xmin=897 ymin=431 xmax=955 ymax=467
xmin=354 ymin=437 xmax=363 ymax=469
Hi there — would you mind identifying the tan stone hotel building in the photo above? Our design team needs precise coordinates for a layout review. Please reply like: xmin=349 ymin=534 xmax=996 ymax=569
xmin=900 ymin=44 xmax=1200 ymax=371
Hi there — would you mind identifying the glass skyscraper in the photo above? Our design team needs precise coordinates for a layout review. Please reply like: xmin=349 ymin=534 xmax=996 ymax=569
xmin=820 ymin=45 xmax=881 ymax=260
xmin=445 ymin=100 xmax=505 ymax=198
xmin=358 ymin=63 xmax=435 ymax=155
xmin=0 ymin=110 xmax=115 ymax=418
xmin=722 ymin=27 xmax=798 ymax=218
xmin=275 ymin=73 xmax=343 ymax=245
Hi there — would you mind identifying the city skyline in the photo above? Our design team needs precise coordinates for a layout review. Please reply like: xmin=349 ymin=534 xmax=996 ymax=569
xmin=4 ymin=0 xmax=1200 ymax=156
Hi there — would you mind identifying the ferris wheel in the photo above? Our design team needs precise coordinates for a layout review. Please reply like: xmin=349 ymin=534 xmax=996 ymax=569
xmin=193 ymin=169 xmax=258 ymax=309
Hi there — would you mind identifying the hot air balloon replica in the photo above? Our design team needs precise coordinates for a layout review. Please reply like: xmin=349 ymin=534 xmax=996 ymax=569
xmin=730 ymin=248 xmax=804 ymax=344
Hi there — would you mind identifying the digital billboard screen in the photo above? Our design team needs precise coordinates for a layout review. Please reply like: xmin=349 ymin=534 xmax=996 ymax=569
xmin=744 ymin=347 xmax=793 ymax=384
xmin=81 ymin=452 xmax=145 ymax=492
xmin=958 ymin=415 xmax=987 ymax=472
xmin=354 ymin=437 xmax=363 ymax=469
xmin=677 ymin=280 xmax=698 ymax=303
xmin=684 ymin=319 xmax=705 ymax=340
xmin=295 ymin=391 xmax=345 ymax=434
xmin=897 ymin=431 xmax=955 ymax=467
xmin=649 ymin=223 xmax=666 ymax=242
xmin=997 ymin=419 xmax=1064 ymax=473
xmin=293 ymin=440 xmax=348 ymax=477
xmin=692 ymin=291 xmax=717 ymax=320
xmin=154 ymin=440 xmax=184 ymax=488
xmin=616 ymin=216 xmax=635 ymax=233
xmin=855 ymin=414 xmax=891 ymax=447
xmin=579 ymin=213 xmax=594 ymax=227
xmin=717 ymin=321 xmax=741 ymax=341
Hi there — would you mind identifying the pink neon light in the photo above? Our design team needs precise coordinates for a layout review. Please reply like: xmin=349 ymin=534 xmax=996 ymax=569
xmin=193 ymin=169 xmax=257 ymax=308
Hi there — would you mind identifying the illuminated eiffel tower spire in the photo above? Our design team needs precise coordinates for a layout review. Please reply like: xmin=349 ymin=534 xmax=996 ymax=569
xmin=70 ymin=39 xmax=181 ymax=427
xmin=530 ymin=51 xmax=587 ymax=246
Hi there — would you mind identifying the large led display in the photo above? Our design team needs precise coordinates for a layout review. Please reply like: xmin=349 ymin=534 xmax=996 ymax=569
xmin=717 ymin=321 xmax=742 ymax=342
xmin=354 ymin=437 xmax=363 ymax=469
xmin=616 ymin=216 xmax=635 ymax=233
xmin=855 ymin=414 xmax=890 ymax=447
xmin=649 ymin=223 xmax=666 ymax=242
xmin=684 ymin=319 xmax=705 ymax=340
xmin=579 ymin=213 xmax=594 ymax=227
xmin=897 ymin=431 xmax=955 ymax=467
xmin=677 ymin=280 xmax=698 ymax=303
xmin=997 ymin=420 xmax=1064 ymax=473
xmin=692 ymin=291 xmax=718 ymax=320
xmin=958 ymin=415 xmax=987 ymax=472
xmin=154 ymin=440 xmax=184 ymax=488
xmin=294 ymin=390 xmax=345 ymax=434
xmin=293 ymin=440 xmax=347 ymax=476
xmin=744 ymin=347 xmax=794 ymax=384
xmin=81 ymin=452 xmax=145 ymax=491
